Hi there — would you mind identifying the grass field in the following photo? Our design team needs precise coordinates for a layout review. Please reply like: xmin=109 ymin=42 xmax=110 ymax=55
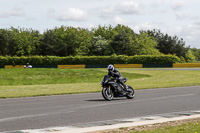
xmin=0 ymin=68 xmax=200 ymax=98
xmin=0 ymin=68 xmax=149 ymax=85
xmin=132 ymin=122 xmax=200 ymax=133
xmin=110 ymin=119 xmax=200 ymax=133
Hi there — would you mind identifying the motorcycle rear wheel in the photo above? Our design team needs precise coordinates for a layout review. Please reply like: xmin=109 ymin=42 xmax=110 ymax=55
xmin=102 ymin=87 xmax=114 ymax=101
xmin=125 ymin=86 xmax=135 ymax=99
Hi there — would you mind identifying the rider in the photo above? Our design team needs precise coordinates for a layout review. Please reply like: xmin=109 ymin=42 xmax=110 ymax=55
xmin=107 ymin=64 xmax=129 ymax=91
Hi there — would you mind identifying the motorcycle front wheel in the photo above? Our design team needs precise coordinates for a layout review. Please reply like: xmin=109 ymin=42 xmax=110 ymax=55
xmin=125 ymin=86 xmax=135 ymax=99
xmin=102 ymin=87 xmax=114 ymax=101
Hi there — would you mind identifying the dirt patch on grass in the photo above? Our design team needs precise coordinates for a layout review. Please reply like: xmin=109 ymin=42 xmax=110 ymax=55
xmin=90 ymin=118 xmax=200 ymax=133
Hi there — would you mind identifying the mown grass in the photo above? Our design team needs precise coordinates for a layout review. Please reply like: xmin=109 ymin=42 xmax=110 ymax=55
xmin=0 ymin=68 xmax=149 ymax=98
xmin=0 ymin=68 xmax=149 ymax=85
xmin=127 ymin=121 xmax=200 ymax=133
xmin=122 ymin=69 xmax=200 ymax=89
xmin=0 ymin=68 xmax=200 ymax=98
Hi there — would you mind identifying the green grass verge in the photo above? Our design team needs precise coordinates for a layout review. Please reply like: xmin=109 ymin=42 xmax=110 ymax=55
xmin=126 ymin=121 xmax=200 ymax=133
xmin=0 ymin=68 xmax=200 ymax=98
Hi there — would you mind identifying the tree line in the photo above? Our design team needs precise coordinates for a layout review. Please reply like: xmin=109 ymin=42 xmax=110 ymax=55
xmin=0 ymin=24 xmax=198 ymax=61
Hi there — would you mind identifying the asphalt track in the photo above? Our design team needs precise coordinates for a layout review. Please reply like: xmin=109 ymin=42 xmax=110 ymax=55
xmin=0 ymin=86 xmax=200 ymax=132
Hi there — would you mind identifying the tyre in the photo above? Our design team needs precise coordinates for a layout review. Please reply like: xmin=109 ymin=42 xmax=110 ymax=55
xmin=102 ymin=87 xmax=114 ymax=101
xmin=125 ymin=86 xmax=135 ymax=99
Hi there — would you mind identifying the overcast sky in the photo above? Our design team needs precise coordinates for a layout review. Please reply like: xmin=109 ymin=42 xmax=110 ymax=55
xmin=0 ymin=0 xmax=200 ymax=48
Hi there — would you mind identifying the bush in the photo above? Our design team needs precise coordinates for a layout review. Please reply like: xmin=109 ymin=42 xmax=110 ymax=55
xmin=0 ymin=55 xmax=181 ymax=66
xmin=127 ymin=55 xmax=181 ymax=64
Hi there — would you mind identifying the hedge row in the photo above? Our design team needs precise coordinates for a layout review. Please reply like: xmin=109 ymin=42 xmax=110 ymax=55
xmin=0 ymin=55 xmax=181 ymax=66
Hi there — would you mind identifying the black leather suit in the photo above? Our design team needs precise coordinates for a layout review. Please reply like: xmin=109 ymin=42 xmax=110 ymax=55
xmin=108 ymin=69 xmax=126 ymax=88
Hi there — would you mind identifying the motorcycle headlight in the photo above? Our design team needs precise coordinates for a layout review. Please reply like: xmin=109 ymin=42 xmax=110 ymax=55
xmin=105 ymin=79 xmax=108 ymax=84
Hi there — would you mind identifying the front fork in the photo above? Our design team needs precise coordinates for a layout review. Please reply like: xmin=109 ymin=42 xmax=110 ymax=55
xmin=107 ymin=86 xmax=112 ymax=95
xmin=103 ymin=85 xmax=112 ymax=95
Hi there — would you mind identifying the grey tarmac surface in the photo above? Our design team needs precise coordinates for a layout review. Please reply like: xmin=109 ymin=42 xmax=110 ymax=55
xmin=0 ymin=86 xmax=200 ymax=132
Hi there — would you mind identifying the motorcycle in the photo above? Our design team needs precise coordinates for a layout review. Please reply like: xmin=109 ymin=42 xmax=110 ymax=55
xmin=100 ymin=75 xmax=135 ymax=101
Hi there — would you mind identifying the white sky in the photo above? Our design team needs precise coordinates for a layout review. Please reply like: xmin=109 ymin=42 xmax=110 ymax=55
xmin=0 ymin=0 xmax=200 ymax=48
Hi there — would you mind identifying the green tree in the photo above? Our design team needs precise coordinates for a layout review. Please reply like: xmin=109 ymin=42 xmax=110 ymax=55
xmin=191 ymin=48 xmax=200 ymax=61
xmin=128 ymin=32 xmax=160 ymax=55
xmin=90 ymin=35 xmax=110 ymax=55
xmin=0 ymin=28 xmax=15 ymax=56
xmin=146 ymin=29 xmax=188 ymax=57
xmin=110 ymin=25 xmax=160 ymax=56
xmin=40 ymin=29 xmax=57 ymax=56
xmin=110 ymin=24 xmax=135 ymax=55
xmin=92 ymin=25 xmax=115 ymax=40
xmin=9 ymin=27 xmax=41 ymax=56
xmin=185 ymin=49 xmax=196 ymax=62
xmin=40 ymin=26 xmax=92 ymax=56
xmin=73 ymin=27 xmax=92 ymax=56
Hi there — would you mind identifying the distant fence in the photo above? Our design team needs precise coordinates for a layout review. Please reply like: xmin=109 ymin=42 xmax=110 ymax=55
xmin=1 ymin=63 xmax=200 ymax=69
